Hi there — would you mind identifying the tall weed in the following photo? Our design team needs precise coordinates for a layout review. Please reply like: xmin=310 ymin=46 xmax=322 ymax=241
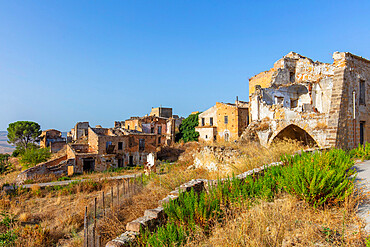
xmin=279 ymin=149 xmax=355 ymax=207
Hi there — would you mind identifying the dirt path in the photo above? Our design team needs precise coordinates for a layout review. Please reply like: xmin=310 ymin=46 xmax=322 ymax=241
xmin=353 ymin=160 xmax=370 ymax=232
xmin=4 ymin=173 xmax=141 ymax=189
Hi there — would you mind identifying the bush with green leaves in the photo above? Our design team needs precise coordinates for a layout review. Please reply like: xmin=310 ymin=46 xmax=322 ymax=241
xmin=0 ymin=154 xmax=12 ymax=174
xmin=279 ymin=149 xmax=355 ymax=207
xmin=19 ymin=147 xmax=51 ymax=169
xmin=140 ymin=222 xmax=188 ymax=247
xmin=139 ymin=149 xmax=356 ymax=246
xmin=0 ymin=212 xmax=18 ymax=246
xmin=349 ymin=143 xmax=370 ymax=161
xmin=176 ymin=113 xmax=200 ymax=143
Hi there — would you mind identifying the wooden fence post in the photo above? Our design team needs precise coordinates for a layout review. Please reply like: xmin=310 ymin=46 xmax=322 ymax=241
xmin=92 ymin=224 xmax=95 ymax=247
xmin=97 ymin=234 xmax=101 ymax=247
xmin=111 ymin=186 xmax=114 ymax=208
xmin=123 ymin=179 xmax=126 ymax=195
xmin=117 ymin=183 xmax=119 ymax=207
xmin=102 ymin=191 xmax=105 ymax=217
xmin=84 ymin=206 xmax=88 ymax=247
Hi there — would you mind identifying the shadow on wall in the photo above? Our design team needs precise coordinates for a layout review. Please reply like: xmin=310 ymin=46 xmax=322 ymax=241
xmin=271 ymin=124 xmax=318 ymax=147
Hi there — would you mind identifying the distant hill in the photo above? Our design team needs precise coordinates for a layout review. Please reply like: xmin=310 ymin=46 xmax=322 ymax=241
xmin=0 ymin=131 xmax=15 ymax=154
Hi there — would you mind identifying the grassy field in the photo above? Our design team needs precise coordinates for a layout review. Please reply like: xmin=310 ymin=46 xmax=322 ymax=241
xmin=0 ymin=141 xmax=368 ymax=246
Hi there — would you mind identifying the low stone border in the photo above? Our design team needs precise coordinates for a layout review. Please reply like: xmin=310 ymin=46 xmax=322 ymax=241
xmin=105 ymin=161 xmax=283 ymax=247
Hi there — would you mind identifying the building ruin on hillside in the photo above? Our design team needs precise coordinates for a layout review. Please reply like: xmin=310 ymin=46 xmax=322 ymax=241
xmin=196 ymin=101 xmax=249 ymax=142
xmin=39 ymin=129 xmax=66 ymax=153
xmin=66 ymin=126 xmax=158 ymax=174
xmin=242 ymin=51 xmax=369 ymax=149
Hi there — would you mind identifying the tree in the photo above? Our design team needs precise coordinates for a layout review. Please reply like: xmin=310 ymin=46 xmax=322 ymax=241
xmin=7 ymin=121 xmax=41 ymax=150
xmin=19 ymin=147 xmax=51 ymax=169
xmin=177 ymin=113 xmax=200 ymax=143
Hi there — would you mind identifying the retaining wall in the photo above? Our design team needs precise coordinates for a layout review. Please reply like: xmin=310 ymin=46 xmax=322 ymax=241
xmin=105 ymin=161 xmax=282 ymax=246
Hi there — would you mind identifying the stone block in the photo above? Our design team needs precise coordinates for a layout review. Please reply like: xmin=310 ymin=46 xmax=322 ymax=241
xmin=144 ymin=207 xmax=165 ymax=220
xmin=126 ymin=216 xmax=156 ymax=232
xmin=105 ymin=231 xmax=139 ymax=247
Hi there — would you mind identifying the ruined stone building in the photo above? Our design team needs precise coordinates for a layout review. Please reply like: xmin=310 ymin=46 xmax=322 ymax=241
xmin=67 ymin=122 xmax=89 ymax=142
xmin=149 ymin=106 xmax=173 ymax=118
xmin=66 ymin=126 xmax=158 ymax=174
xmin=124 ymin=115 xmax=176 ymax=145
xmin=196 ymin=101 xmax=249 ymax=142
xmin=244 ymin=52 xmax=369 ymax=149
xmin=39 ymin=129 xmax=66 ymax=153
xmin=18 ymin=125 xmax=159 ymax=182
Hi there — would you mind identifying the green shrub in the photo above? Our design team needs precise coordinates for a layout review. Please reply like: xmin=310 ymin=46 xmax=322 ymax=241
xmin=20 ymin=148 xmax=51 ymax=169
xmin=0 ymin=154 xmax=12 ymax=174
xmin=279 ymin=149 xmax=355 ymax=207
xmin=0 ymin=212 xmax=18 ymax=246
xmin=57 ymin=176 xmax=71 ymax=181
xmin=140 ymin=148 xmax=356 ymax=246
xmin=366 ymin=236 xmax=370 ymax=247
xmin=140 ymin=222 xmax=188 ymax=247
xmin=349 ymin=143 xmax=370 ymax=161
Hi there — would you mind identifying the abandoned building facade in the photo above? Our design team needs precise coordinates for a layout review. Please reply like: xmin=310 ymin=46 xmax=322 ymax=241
xmin=66 ymin=126 xmax=158 ymax=174
xmin=123 ymin=115 xmax=176 ymax=146
xmin=243 ymin=51 xmax=369 ymax=149
xmin=18 ymin=107 xmax=182 ymax=182
xmin=196 ymin=101 xmax=249 ymax=142
xmin=39 ymin=129 xmax=66 ymax=153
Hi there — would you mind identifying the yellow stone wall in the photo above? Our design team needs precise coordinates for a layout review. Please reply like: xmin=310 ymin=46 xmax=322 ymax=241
xmin=215 ymin=102 xmax=248 ymax=141
xmin=249 ymin=68 xmax=275 ymax=95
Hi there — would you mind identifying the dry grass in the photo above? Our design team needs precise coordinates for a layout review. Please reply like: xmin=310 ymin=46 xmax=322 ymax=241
xmin=190 ymin=139 xmax=303 ymax=179
xmin=0 ymin=140 xmax=362 ymax=246
xmin=188 ymin=192 xmax=367 ymax=247
xmin=97 ymin=182 xmax=169 ymax=245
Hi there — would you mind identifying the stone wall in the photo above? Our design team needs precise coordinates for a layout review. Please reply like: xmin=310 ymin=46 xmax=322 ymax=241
xmin=17 ymin=155 xmax=67 ymax=183
xmin=105 ymin=161 xmax=282 ymax=247
xmin=245 ymin=51 xmax=370 ymax=149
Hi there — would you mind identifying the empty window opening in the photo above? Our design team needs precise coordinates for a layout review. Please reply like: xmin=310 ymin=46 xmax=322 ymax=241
xmin=291 ymin=99 xmax=298 ymax=108
xmin=139 ymin=139 xmax=145 ymax=151
xmin=224 ymin=132 xmax=230 ymax=142
xmin=201 ymin=118 xmax=205 ymax=126
xmin=214 ymin=135 xmax=217 ymax=141
xmin=83 ymin=158 xmax=95 ymax=172
xmin=360 ymin=121 xmax=365 ymax=145
xmin=118 ymin=158 xmax=124 ymax=167
xmin=129 ymin=156 xmax=134 ymax=166
xmin=106 ymin=141 xmax=115 ymax=154
xmin=158 ymin=137 xmax=161 ymax=144
xmin=127 ymin=125 xmax=130 ymax=130
xmin=151 ymin=127 xmax=154 ymax=133
xmin=360 ymin=79 xmax=366 ymax=105
xmin=158 ymin=126 xmax=162 ymax=134
xmin=205 ymin=135 xmax=208 ymax=139
xmin=210 ymin=117 xmax=213 ymax=126
xmin=118 ymin=142 xmax=123 ymax=150
xmin=224 ymin=116 xmax=228 ymax=124
xmin=275 ymin=96 xmax=284 ymax=105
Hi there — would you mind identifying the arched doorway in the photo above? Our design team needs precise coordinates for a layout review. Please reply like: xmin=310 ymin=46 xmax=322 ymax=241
xmin=224 ymin=132 xmax=230 ymax=142
xmin=271 ymin=124 xmax=318 ymax=147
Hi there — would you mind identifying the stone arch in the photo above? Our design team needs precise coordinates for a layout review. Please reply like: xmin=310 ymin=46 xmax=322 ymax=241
xmin=269 ymin=124 xmax=318 ymax=147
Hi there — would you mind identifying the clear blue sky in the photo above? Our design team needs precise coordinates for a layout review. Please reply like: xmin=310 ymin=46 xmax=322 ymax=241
xmin=0 ymin=1 xmax=369 ymax=131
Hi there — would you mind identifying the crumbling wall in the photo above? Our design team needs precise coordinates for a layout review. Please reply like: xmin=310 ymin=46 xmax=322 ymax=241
xmin=246 ymin=51 xmax=370 ymax=149
xmin=17 ymin=155 xmax=67 ymax=183
xmin=327 ymin=52 xmax=370 ymax=149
